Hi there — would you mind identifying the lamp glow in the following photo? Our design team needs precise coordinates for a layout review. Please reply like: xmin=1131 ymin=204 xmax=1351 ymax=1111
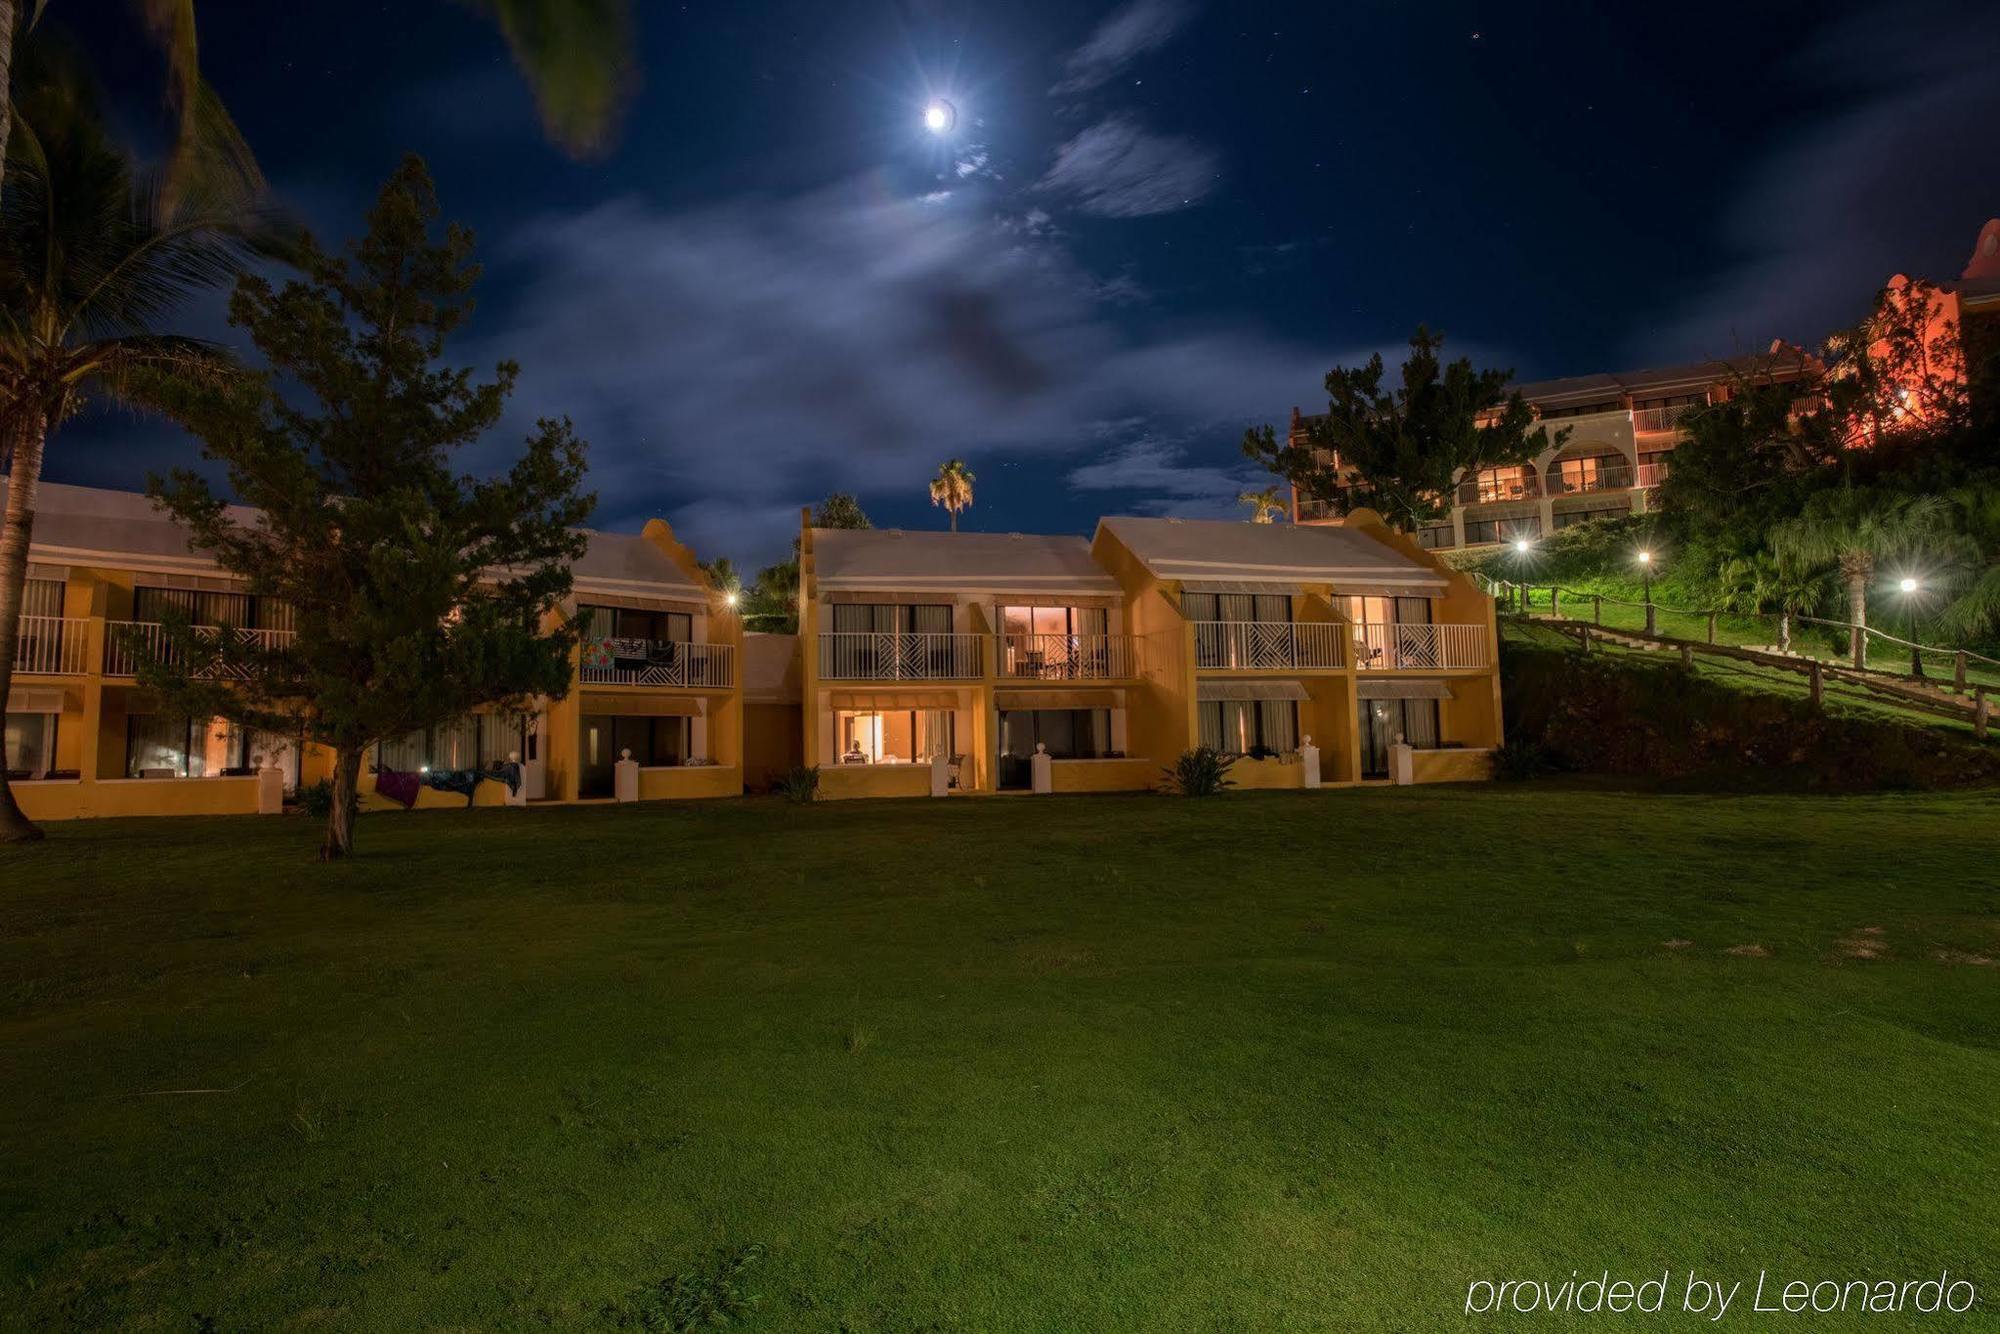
xmin=923 ymin=100 xmax=955 ymax=133
xmin=1513 ymin=538 xmax=1532 ymax=554
xmin=1899 ymin=577 xmax=1919 ymax=593
xmin=1637 ymin=550 xmax=1653 ymax=565
xmin=725 ymin=590 xmax=740 ymax=607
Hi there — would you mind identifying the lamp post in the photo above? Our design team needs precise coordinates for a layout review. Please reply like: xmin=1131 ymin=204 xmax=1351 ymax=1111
xmin=1899 ymin=577 xmax=1922 ymax=679
xmin=1637 ymin=550 xmax=1655 ymax=635
xmin=1513 ymin=536 xmax=1533 ymax=612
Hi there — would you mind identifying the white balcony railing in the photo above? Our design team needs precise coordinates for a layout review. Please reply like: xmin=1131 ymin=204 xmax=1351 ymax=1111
xmin=1635 ymin=461 xmax=1670 ymax=489
xmin=1192 ymin=621 xmax=1345 ymax=670
xmin=1632 ymin=403 xmax=1701 ymax=433
xmin=11 ymin=616 xmax=90 ymax=675
xmin=102 ymin=622 xmax=295 ymax=678
xmin=998 ymin=632 xmax=1137 ymax=680
xmin=580 ymin=638 xmax=734 ymax=688
xmin=1353 ymin=623 xmax=1488 ymax=671
xmin=818 ymin=631 xmax=985 ymax=680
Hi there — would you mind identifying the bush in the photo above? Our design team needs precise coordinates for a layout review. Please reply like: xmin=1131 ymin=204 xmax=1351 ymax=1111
xmin=1491 ymin=738 xmax=1555 ymax=782
xmin=1160 ymin=746 xmax=1236 ymax=797
xmin=775 ymin=765 xmax=821 ymax=804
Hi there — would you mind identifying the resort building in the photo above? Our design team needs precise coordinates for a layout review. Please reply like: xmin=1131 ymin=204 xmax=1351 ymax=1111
xmin=2 ymin=481 xmax=742 ymax=821
xmin=1289 ymin=349 xmax=1815 ymax=551
xmin=796 ymin=507 xmax=1500 ymax=796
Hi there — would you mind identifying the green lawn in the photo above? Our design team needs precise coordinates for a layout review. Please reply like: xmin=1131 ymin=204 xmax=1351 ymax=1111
xmin=3 ymin=790 xmax=1997 ymax=1330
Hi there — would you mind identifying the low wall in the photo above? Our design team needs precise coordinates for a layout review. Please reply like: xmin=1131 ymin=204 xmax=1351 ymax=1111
xmin=1049 ymin=757 xmax=1157 ymax=793
xmin=1229 ymin=757 xmax=1305 ymax=791
xmin=359 ymin=777 xmax=515 ymax=813
xmin=14 ymin=776 xmax=262 ymax=821
xmin=637 ymin=764 xmax=742 ymax=801
xmin=818 ymin=763 xmax=932 ymax=801
xmin=1412 ymin=748 xmax=1492 ymax=783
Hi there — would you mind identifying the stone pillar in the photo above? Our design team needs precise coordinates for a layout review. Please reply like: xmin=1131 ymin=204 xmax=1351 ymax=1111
xmin=256 ymin=763 xmax=285 ymax=815
xmin=1389 ymin=738 xmax=1414 ymax=786
xmin=929 ymin=751 xmax=949 ymax=798
xmin=1030 ymin=742 xmax=1053 ymax=794
xmin=1975 ymin=687 xmax=1989 ymax=740
xmin=505 ymin=749 xmax=528 ymax=806
xmin=614 ymin=748 xmax=639 ymax=803
xmin=1809 ymin=660 xmax=1824 ymax=711
xmin=1300 ymin=735 xmax=1321 ymax=789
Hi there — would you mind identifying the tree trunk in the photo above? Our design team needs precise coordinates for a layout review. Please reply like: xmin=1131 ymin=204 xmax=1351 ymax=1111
xmin=1847 ymin=570 xmax=1867 ymax=670
xmin=0 ymin=410 xmax=49 ymax=844
xmin=1778 ymin=611 xmax=1791 ymax=655
xmin=320 ymin=745 xmax=362 ymax=861
xmin=948 ymin=509 xmax=958 ymax=533
xmin=0 ymin=0 xmax=16 ymax=199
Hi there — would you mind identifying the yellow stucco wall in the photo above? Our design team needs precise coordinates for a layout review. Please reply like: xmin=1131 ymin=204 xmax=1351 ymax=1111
xmin=1048 ymin=757 xmax=1156 ymax=793
xmin=14 ymin=776 xmax=262 ymax=821
xmin=637 ymin=764 xmax=741 ymax=801
xmin=818 ymin=764 xmax=932 ymax=801
xmin=1412 ymin=748 xmax=1493 ymax=783
xmin=1228 ymin=757 xmax=1305 ymax=791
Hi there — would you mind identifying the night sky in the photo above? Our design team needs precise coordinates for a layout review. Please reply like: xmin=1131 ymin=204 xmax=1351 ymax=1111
xmin=59 ymin=0 xmax=2000 ymax=566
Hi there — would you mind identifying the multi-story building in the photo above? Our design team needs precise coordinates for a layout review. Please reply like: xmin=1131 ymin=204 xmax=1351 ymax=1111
xmin=795 ymin=506 xmax=1501 ymax=796
xmin=1289 ymin=349 xmax=1814 ymax=552
xmin=2 ymin=481 xmax=742 ymax=821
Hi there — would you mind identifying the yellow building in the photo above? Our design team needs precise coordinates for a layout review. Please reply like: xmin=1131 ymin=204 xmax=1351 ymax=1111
xmin=2 ymin=482 xmax=742 ymax=821
xmin=795 ymin=507 xmax=1499 ymax=798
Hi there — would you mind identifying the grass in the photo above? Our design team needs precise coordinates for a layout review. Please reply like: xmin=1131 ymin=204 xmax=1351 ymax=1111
xmin=3 ymin=790 xmax=1998 ymax=1330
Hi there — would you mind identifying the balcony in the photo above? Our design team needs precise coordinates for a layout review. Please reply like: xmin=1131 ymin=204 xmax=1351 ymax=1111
xmin=1192 ymin=621 xmax=1345 ymax=671
xmin=1548 ymin=462 xmax=1635 ymax=495
xmin=998 ymin=632 xmax=1137 ymax=680
xmin=581 ymin=638 xmax=735 ymax=688
xmin=1635 ymin=461 xmax=1669 ymax=489
xmin=1632 ymin=403 xmax=1700 ymax=433
xmin=1458 ymin=475 xmax=1543 ymax=504
xmin=818 ymin=631 xmax=985 ymax=681
xmin=1353 ymin=623 xmax=1488 ymax=670
xmin=102 ymin=622 xmax=296 ymax=678
xmin=12 ymin=616 xmax=90 ymax=675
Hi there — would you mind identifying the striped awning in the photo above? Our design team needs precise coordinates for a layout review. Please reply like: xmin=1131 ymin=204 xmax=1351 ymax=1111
xmin=994 ymin=688 xmax=1123 ymax=711
xmin=1196 ymin=680 xmax=1309 ymax=702
xmin=1356 ymin=678 xmax=1453 ymax=700
xmin=5 ymin=686 xmax=67 ymax=714
xmin=579 ymin=692 xmax=704 ymax=716
xmin=827 ymin=690 xmax=960 ymax=710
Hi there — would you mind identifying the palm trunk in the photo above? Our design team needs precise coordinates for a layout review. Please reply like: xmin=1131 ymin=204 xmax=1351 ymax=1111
xmin=0 ymin=0 xmax=16 ymax=197
xmin=949 ymin=509 xmax=958 ymax=533
xmin=1778 ymin=611 xmax=1791 ymax=655
xmin=320 ymin=745 xmax=361 ymax=861
xmin=0 ymin=409 xmax=49 ymax=843
xmin=1847 ymin=571 xmax=1867 ymax=670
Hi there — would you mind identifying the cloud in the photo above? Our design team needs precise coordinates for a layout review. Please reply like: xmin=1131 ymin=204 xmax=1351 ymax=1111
xmin=1645 ymin=2 xmax=2000 ymax=362
xmin=1037 ymin=116 xmax=1219 ymax=218
xmin=1052 ymin=0 xmax=1196 ymax=96
xmin=1067 ymin=430 xmax=1274 ymax=519
xmin=485 ymin=178 xmax=1325 ymax=562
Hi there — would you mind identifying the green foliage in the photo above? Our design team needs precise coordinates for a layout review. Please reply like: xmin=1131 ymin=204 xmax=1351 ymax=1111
xmin=1243 ymin=326 xmax=1563 ymax=528
xmin=1501 ymin=643 xmax=2000 ymax=791
xmin=609 ymin=1242 xmax=765 ymax=1330
xmin=812 ymin=492 xmax=872 ymax=531
xmin=737 ymin=494 xmax=873 ymax=634
xmin=1160 ymin=747 xmax=1236 ymax=797
xmin=140 ymin=156 xmax=594 ymax=858
xmin=775 ymin=765 xmax=821 ymax=804
xmin=1490 ymin=738 xmax=1554 ymax=782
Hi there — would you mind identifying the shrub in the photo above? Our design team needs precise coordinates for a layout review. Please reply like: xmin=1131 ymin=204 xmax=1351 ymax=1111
xmin=1491 ymin=737 xmax=1554 ymax=782
xmin=1161 ymin=746 xmax=1236 ymax=797
xmin=775 ymin=765 xmax=821 ymax=804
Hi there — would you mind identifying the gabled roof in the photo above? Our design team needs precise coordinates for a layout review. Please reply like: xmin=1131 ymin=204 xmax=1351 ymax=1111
xmin=809 ymin=527 xmax=1120 ymax=597
xmin=1095 ymin=516 xmax=1444 ymax=589
xmin=6 ymin=481 xmax=707 ymax=598
xmin=1511 ymin=349 xmax=1815 ymax=406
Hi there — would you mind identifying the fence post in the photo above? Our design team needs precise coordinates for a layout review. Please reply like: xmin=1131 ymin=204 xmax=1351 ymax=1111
xmin=1954 ymin=651 xmax=1968 ymax=692
xmin=1679 ymin=644 xmax=1694 ymax=669
xmin=1579 ymin=625 xmax=1592 ymax=655
xmin=1645 ymin=602 xmax=1657 ymax=636
xmin=1809 ymin=660 xmax=1824 ymax=711
xmin=1593 ymin=595 xmax=1602 ymax=626
xmin=1977 ymin=687 xmax=1990 ymax=741
xmin=1706 ymin=611 xmax=1717 ymax=645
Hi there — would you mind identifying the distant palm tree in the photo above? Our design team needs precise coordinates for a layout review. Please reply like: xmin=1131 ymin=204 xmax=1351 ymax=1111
xmin=929 ymin=458 xmax=975 ymax=532
xmin=0 ymin=50 xmax=281 ymax=842
xmin=699 ymin=556 xmax=740 ymax=599
xmin=1238 ymin=486 xmax=1286 ymax=523
xmin=1770 ymin=488 xmax=1950 ymax=668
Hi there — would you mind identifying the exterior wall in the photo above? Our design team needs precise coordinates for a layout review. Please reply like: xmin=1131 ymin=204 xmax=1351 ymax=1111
xmin=1412 ymin=748 xmax=1493 ymax=783
xmin=818 ymin=763 xmax=931 ymax=801
xmin=637 ymin=764 xmax=741 ymax=801
xmin=742 ymin=700 xmax=802 ymax=791
xmin=1229 ymin=757 xmax=1305 ymax=790
xmin=15 ymin=775 xmax=261 ymax=821
xmin=1048 ymin=757 xmax=1155 ymax=793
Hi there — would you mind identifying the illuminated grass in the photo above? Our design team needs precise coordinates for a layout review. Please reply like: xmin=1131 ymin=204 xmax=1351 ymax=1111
xmin=2 ymin=791 xmax=1995 ymax=1328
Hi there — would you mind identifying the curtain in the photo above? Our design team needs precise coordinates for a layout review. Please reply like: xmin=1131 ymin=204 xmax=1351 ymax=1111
xmin=914 ymin=709 xmax=955 ymax=762
xmin=1182 ymin=591 xmax=1217 ymax=622
xmin=4 ymin=713 xmax=56 ymax=777
xmin=1253 ymin=594 xmax=1290 ymax=623
xmin=1399 ymin=699 xmax=1440 ymax=748
xmin=22 ymin=578 xmax=64 ymax=619
xmin=907 ymin=604 xmax=952 ymax=634
xmin=1217 ymin=593 xmax=1254 ymax=623
xmin=1075 ymin=606 xmax=1109 ymax=637
xmin=135 ymin=586 xmax=253 ymax=627
xmin=1258 ymin=700 xmax=1299 ymax=753
xmin=1197 ymin=701 xmax=1224 ymax=751
xmin=377 ymin=730 xmax=427 ymax=773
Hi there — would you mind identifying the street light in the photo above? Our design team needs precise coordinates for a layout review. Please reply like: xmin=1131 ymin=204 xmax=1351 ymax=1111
xmin=1637 ymin=549 xmax=1656 ymax=635
xmin=1897 ymin=576 xmax=1923 ymax=678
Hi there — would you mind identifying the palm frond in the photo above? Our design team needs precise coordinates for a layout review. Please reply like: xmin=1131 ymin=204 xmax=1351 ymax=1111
xmin=469 ymin=0 xmax=635 ymax=157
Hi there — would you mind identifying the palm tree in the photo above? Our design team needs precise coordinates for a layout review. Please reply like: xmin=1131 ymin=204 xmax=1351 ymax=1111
xmin=929 ymin=458 xmax=975 ymax=532
xmin=1769 ymin=488 xmax=1950 ymax=669
xmin=1238 ymin=486 xmax=1286 ymax=523
xmin=0 ymin=49 xmax=278 ymax=842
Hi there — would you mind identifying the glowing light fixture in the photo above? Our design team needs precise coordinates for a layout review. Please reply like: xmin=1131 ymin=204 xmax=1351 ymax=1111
xmin=1513 ymin=538 xmax=1532 ymax=554
xmin=923 ymin=99 xmax=956 ymax=133
xmin=1637 ymin=550 xmax=1653 ymax=565
xmin=725 ymin=590 xmax=740 ymax=607
xmin=1899 ymin=576 xmax=1919 ymax=593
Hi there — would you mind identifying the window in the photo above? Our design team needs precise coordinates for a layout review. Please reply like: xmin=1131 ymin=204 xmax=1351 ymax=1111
xmin=4 ymin=712 xmax=57 ymax=778
xmin=1468 ymin=465 xmax=1536 ymax=502
xmin=125 ymin=714 xmax=248 ymax=778
xmin=1413 ymin=525 xmax=1454 ymax=550
xmin=1538 ymin=401 xmax=1622 ymax=420
xmin=1462 ymin=515 xmax=1542 ymax=546
xmin=1181 ymin=592 xmax=1290 ymax=622
xmin=1549 ymin=454 xmax=1629 ymax=494
xmin=829 ymin=603 xmax=952 ymax=634
xmin=375 ymin=714 xmax=533 ymax=773
xmin=1341 ymin=596 xmax=1432 ymax=626
xmin=581 ymin=604 xmax=693 ymax=644
xmin=1359 ymin=698 xmax=1442 ymax=777
xmin=999 ymin=606 xmax=1111 ymax=677
xmin=23 ymin=578 xmax=64 ymax=619
xmin=1198 ymin=700 xmax=1299 ymax=756
xmin=997 ymin=708 xmax=1110 ymax=788
xmin=834 ymin=709 xmax=954 ymax=765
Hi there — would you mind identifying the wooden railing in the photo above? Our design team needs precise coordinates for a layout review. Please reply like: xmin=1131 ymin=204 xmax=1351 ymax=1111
xmin=11 ymin=616 xmax=90 ymax=675
xmin=102 ymin=622 xmax=295 ymax=678
xmin=817 ymin=632 xmax=985 ymax=680
xmin=998 ymin=633 xmax=1137 ymax=680
xmin=1191 ymin=621 xmax=1345 ymax=670
xmin=580 ymin=638 xmax=734 ymax=687
xmin=1352 ymin=622 xmax=1487 ymax=670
